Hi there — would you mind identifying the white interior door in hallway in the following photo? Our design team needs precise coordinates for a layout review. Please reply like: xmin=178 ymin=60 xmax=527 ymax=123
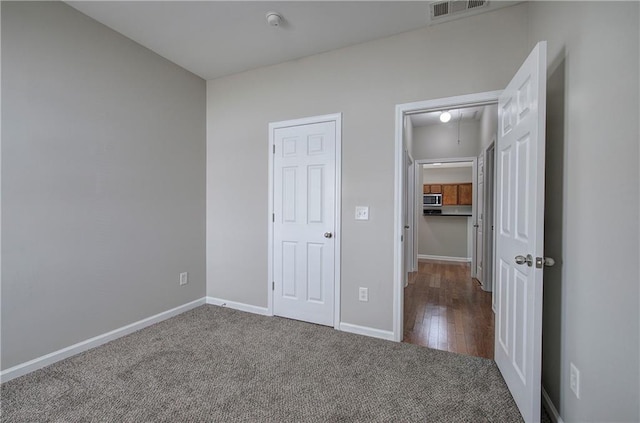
xmin=494 ymin=41 xmax=547 ymax=423
xmin=476 ymin=153 xmax=484 ymax=285
xmin=271 ymin=116 xmax=340 ymax=327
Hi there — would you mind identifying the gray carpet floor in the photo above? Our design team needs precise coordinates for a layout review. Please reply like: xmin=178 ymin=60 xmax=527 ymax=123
xmin=2 ymin=305 xmax=539 ymax=422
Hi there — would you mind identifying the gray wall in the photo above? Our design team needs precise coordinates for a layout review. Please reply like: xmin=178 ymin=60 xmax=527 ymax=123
xmin=422 ymin=167 xmax=472 ymax=184
xmin=479 ymin=104 xmax=498 ymax=152
xmin=418 ymin=216 xmax=470 ymax=258
xmin=1 ymin=2 xmax=206 ymax=370
xmin=206 ymin=4 xmax=530 ymax=331
xmin=528 ymin=2 xmax=640 ymax=422
xmin=412 ymin=121 xmax=481 ymax=160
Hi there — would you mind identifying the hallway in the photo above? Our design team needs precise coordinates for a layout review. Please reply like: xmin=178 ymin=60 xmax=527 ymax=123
xmin=403 ymin=259 xmax=494 ymax=359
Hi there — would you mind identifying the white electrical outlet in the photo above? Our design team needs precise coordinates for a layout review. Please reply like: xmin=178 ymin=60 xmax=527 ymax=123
xmin=355 ymin=206 xmax=369 ymax=220
xmin=179 ymin=272 xmax=188 ymax=286
xmin=570 ymin=362 xmax=580 ymax=399
xmin=358 ymin=287 xmax=368 ymax=302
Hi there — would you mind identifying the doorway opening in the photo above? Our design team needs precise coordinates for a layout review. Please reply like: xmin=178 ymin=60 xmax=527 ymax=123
xmin=401 ymin=103 xmax=498 ymax=359
xmin=394 ymin=43 xmax=548 ymax=423
xmin=393 ymin=91 xmax=502 ymax=344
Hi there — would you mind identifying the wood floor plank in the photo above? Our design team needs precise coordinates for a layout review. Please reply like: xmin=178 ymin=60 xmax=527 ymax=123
xmin=402 ymin=259 xmax=494 ymax=359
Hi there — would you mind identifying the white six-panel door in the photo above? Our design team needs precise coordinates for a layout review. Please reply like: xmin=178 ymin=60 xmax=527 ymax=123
xmin=272 ymin=120 xmax=337 ymax=327
xmin=495 ymin=41 xmax=547 ymax=423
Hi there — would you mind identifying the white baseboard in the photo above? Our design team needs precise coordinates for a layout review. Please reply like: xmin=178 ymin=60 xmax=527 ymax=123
xmin=0 ymin=298 xmax=206 ymax=383
xmin=418 ymin=254 xmax=471 ymax=263
xmin=339 ymin=322 xmax=395 ymax=341
xmin=206 ymin=297 xmax=271 ymax=316
xmin=542 ymin=387 xmax=564 ymax=423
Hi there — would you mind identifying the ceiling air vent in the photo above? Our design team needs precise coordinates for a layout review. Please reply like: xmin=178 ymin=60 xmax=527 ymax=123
xmin=429 ymin=0 xmax=490 ymax=24
xmin=432 ymin=1 xmax=449 ymax=17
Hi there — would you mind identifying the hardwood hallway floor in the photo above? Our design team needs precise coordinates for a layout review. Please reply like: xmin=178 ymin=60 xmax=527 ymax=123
xmin=403 ymin=259 xmax=494 ymax=359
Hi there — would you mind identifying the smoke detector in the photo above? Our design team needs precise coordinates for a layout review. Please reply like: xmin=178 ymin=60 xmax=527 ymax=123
xmin=266 ymin=12 xmax=283 ymax=27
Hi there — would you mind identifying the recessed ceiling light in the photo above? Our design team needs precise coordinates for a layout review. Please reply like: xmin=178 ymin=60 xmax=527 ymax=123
xmin=439 ymin=111 xmax=451 ymax=123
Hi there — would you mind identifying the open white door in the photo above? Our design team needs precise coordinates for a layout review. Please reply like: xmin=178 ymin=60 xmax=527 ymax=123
xmin=494 ymin=42 xmax=547 ymax=423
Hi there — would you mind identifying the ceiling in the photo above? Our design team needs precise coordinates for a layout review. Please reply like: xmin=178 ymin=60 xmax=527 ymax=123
xmin=67 ymin=1 xmax=432 ymax=80
xmin=410 ymin=105 xmax=487 ymax=128
xmin=66 ymin=1 xmax=518 ymax=80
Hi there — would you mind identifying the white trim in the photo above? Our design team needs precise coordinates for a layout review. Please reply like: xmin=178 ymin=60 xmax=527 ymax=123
xmin=0 ymin=3 xmax=3 ymax=371
xmin=338 ymin=322 xmax=395 ymax=341
xmin=333 ymin=115 xmax=342 ymax=329
xmin=267 ymin=113 xmax=342 ymax=329
xmin=393 ymin=91 xmax=502 ymax=343
xmin=542 ymin=387 xmax=564 ymax=423
xmin=267 ymin=119 xmax=275 ymax=316
xmin=418 ymin=254 xmax=471 ymax=263
xmin=206 ymin=297 xmax=270 ymax=316
xmin=0 ymin=298 xmax=206 ymax=383
xmin=393 ymin=105 xmax=405 ymax=342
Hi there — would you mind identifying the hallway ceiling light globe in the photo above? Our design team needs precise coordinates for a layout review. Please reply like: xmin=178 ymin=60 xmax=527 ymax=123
xmin=439 ymin=111 xmax=452 ymax=123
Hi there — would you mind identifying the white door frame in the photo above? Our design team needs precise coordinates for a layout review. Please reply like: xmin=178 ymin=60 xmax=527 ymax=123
xmin=267 ymin=113 xmax=342 ymax=329
xmin=393 ymin=91 xmax=501 ymax=342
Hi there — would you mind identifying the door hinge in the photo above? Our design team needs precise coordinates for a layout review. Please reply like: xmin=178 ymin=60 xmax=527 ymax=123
xmin=272 ymin=281 xmax=275 ymax=290
xmin=273 ymin=144 xmax=275 ymax=154
xmin=401 ymin=235 xmax=404 ymax=242
xmin=272 ymin=213 xmax=275 ymax=222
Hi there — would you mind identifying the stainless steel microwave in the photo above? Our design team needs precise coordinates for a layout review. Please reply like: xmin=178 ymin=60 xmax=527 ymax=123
xmin=423 ymin=193 xmax=442 ymax=207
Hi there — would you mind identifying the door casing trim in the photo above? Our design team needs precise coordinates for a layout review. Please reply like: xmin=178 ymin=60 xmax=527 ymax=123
xmin=267 ymin=113 xmax=342 ymax=329
xmin=393 ymin=91 xmax=501 ymax=342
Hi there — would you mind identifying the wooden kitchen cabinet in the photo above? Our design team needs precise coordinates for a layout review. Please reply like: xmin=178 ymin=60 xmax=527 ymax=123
xmin=458 ymin=183 xmax=472 ymax=205
xmin=442 ymin=184 xmax=458 ymax=205
xmin=423 ymin=184 xmax=430 ymax=194
xmin=430 ymin=184 xmax=442 ymax=194
xmin=440 ymin=183 xmax=472 ymax=205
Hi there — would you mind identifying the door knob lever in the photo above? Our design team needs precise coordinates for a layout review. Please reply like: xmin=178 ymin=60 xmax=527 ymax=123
xmin=515 ymin=254 xmax=533 ymax=267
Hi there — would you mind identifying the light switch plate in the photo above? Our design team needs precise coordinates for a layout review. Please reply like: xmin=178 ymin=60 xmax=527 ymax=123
xmin=359 ymin=287 xmax=368 ymax=302
xmin=355 ymin=206 xmax=369 ymax=220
